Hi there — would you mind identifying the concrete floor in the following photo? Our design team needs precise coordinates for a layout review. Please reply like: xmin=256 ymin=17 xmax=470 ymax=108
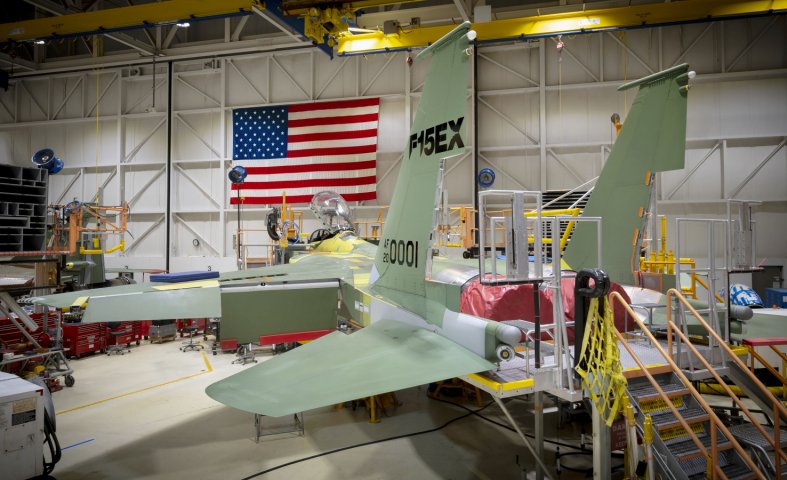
xmin=47 ymin=337 xmax=606 ymax=480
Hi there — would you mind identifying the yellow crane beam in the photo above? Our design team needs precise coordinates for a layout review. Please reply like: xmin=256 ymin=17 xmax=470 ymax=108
xmin=338 ymin=0 xmax=787 ymax=55
xmin=2 ymin=0 xmax=420 ymax=44
xmin=281 ymin=0 xmax=423 ymax=17
xmin=4 ymin=0 xmax=256 ymax=43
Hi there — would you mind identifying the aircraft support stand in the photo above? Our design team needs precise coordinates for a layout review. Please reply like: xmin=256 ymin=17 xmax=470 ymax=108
xmin=534 ymin=391 xmax=545 ymax=480
xmin=591 ymin=402 xmax=611 ymax=480
xmin=492 ymin=396 xmax=552 ymax=479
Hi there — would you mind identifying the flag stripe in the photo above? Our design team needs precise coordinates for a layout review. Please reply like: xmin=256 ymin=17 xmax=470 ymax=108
xmin=287 ymin=137 xmax=377 ymax=151
xmin=289 ymin=121 xmax=378 ymax=135
xmin=242 ymin=160 xmax=376 ymax=175
xmin=288 ymin=113 xmax=378 ymax=128
xmin=235 ymin=175 xmax=376 ymax=190
xmin=288 ymin=129 xmax=378 ymax=143
xmin=288 ymin=106 xmax=378 ymax=121
xmin=232 ymin=191 xmax=377 ymax=205
xmin=288 ymin=98 xmax=379 ymax=113
xmin=236 ymin=184 xmax=376 ymax=198
xmin=286 ymin=144 xmax=377 ymax=158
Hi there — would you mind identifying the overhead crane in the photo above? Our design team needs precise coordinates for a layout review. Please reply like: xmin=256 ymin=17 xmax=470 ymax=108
xmin=2 ymin=0 xmax=785 ymax=62
xmin=338 ymin=0 xmax=787 ymax=54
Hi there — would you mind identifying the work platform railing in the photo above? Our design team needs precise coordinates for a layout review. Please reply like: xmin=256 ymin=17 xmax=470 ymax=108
xmin=609 ymin=289 xmax=786 ymax=479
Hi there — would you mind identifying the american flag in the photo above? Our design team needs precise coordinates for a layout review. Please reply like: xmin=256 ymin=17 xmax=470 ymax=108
xmin=230 ymin=98 xmax=380 ymax=205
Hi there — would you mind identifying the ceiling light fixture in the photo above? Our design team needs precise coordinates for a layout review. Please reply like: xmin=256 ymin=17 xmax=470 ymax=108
xmin=33 ymin=40 xmax=45 ymax=45
xmin=176 ymin=22 xmax=191 ymax=28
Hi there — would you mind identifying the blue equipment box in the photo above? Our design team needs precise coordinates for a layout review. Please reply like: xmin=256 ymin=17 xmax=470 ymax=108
xmin=764 ymin=288 xmax=787 ymax=308
xmin=150 ymin=271 xmax=220 ymax=283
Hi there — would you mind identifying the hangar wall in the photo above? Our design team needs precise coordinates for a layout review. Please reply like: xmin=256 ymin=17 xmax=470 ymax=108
xmin=0 ymin=16 xmax=784 ymax=275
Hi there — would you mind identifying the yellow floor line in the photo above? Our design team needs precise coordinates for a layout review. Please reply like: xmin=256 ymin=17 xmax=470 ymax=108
xmin=202 ymin=349 xmax=214 ymax=372
xmin=57 ymin=351 xmax=214 ymax=415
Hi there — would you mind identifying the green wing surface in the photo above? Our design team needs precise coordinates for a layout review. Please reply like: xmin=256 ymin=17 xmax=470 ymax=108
xmin=205 ymin=319 xmax=495 ymax=417
xmin=83 ymin=286 xmax=221 ymax=322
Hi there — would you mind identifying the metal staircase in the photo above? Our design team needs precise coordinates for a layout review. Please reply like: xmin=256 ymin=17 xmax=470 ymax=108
xmin=609 ymin=290 xmax=787 ymax=480
xmin=628 ymin=372 xmax=756 ymax=479
xmin=727 ymin=360 xmax=787 ymax=428
xmin=728 ymin=423 xmax=787 ymax=479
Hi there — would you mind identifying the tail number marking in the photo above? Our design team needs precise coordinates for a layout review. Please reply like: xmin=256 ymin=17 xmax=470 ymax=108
xmin=409 ymin=117 xmax=464 ymax=158
xmin=382 ymin=239 xmax=419 ymax=268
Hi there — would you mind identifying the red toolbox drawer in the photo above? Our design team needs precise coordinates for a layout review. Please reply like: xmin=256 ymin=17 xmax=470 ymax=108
xmin=63 ymin=322 xmax=107 ymax=358
xmin=139 ymin=320 xmax=151 ymax=338
xmin=106 ymin=321 xmax=141 ymax=346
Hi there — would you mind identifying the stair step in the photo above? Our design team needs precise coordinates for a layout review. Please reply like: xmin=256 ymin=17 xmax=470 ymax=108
xmin=628 ymin=380 xmax=689 ymax=403
xmin=688 ymin=462 xmax=755 ymax=480
xmin=651 ymin=407 xmax=710 ymax=431
xmin=668 ymin=432 xmax=732 ymax=461
xmin=728 ymin=423 xmax=787 ymax=451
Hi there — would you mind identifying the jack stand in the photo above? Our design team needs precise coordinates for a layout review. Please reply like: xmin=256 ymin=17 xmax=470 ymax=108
xmin=232 ymin=343 xmax=257 ymax=365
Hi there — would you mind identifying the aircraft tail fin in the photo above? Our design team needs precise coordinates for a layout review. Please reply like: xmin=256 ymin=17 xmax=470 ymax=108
xmin=562 ymin=64 xmax=692 ymax=286
xmin=370 ymin=22 xmax=471 ymax=299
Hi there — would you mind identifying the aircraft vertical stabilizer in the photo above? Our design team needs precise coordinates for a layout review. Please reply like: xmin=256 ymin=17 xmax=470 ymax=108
xmin=370 ymin=22 xmax=470 ymax=306
xmin=562 ymin=64 xmax=691 ymax=286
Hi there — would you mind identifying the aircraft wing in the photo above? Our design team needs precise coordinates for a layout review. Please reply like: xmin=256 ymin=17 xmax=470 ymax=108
xmin=205 ymin=319 xmax=496 ymax=417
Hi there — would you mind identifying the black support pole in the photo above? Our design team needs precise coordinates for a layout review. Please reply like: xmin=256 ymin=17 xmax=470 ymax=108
xmin=165 ymin=61 xmax=173 ymax=272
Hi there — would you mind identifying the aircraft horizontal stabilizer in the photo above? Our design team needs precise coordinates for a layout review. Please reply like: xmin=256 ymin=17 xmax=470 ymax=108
xmin=31 ymin=282 xmax=221 ymax=322
xmin=205 ymin=319 xmax=496 ymax=417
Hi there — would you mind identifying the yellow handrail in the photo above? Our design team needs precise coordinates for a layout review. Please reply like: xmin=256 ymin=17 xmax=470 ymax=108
xmin=609 ymin=291 xmax=768 ymax=479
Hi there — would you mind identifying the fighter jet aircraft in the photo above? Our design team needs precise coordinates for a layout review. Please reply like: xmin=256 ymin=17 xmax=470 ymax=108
xmin=32 ymin=22 xmax=694 ymax=418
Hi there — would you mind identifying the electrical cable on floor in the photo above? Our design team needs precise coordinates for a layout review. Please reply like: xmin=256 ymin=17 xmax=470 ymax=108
xmin=428 ymin=395 xmax=589 ymax=453
xmin=240 ymin=399 xmax=497 ymax=479
xmin=42 ymin=410 xmax=61 ymax=475
xmin=242 ymin=393 xmax=606 ymax=479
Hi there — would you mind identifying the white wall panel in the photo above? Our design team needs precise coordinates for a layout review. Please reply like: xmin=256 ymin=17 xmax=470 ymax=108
xmin=123 ymin=75 xmax=166 ymax=115
xmin=314 ymin=56 xmax=358 ymax=99
xmin=358 ymin=54 xmax=405 ymax=97
xmin=123 ymin=213 xmax=167 ymax=257
xmin=226 ymin=57 xmax=269 ymax=107
xmin=16 ymin=79 xmax=48 ymax=122
xmin=172 ymin=112 xmax=222 ymax=160
xmin=172 ymin=162 xmax=224 ymax=211
xmin=124 ymin=164 xmax=167 ymax=212
xmin=268 ymin=54 xmax=312 ymax=104
xmin=124 ymin=116 xmax=167 ymax=164
xmin=0 ymin=86 xmax=15 ymax=124
xmin=173 ymin=71 xmax=222 ymax=111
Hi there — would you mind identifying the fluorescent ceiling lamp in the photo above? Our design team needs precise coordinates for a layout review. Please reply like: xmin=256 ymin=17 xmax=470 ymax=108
xmin=176 ymin=22 xmax=191 ymax=28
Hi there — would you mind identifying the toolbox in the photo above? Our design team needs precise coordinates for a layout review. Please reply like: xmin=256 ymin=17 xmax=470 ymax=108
xmin=764 ymin=287 xmax=787 ymax=308
xmin=62 ymin=322 xmax=106 ymax=358
xmin=106 ymin=321 xmax=141 ymax=347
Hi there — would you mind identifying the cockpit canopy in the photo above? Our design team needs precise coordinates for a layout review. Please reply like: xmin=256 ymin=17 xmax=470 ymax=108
xmin=309 ymin=191 xmax=355 ymax=233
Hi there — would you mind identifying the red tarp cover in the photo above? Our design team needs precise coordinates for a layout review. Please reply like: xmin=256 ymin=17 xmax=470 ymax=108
xmin=460 ymin=276 xmax=632 ymax=343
